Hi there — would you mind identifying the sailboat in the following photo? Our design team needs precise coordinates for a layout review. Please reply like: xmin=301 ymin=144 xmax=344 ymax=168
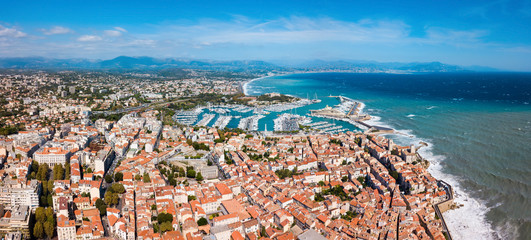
xmin=312 ymin=93 xmax=321 ymax=103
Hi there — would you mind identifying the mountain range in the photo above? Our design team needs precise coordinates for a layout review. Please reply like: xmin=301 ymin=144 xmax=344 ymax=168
xmin=0 ymin=56 xmax=498 ymax=72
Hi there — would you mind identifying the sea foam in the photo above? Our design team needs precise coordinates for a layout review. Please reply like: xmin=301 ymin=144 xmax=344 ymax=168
xmin=367 ymin=110 xmax=501 ymax=240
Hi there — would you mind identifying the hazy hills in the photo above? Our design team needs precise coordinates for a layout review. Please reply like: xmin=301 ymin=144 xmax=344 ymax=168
xmin=0 ymin=56 xmax=498 ymax=72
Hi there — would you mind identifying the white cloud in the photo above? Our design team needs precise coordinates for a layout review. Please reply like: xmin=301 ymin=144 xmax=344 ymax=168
xmin=77 ymin=35 xmax=102 ymax=42
xmin=424 ymin=27 xmax=488 ymax=44
xmin=42 ymin=26 xmax=72 ymax=35
xmin=157 ymin=17 xmax=413 ymax=46
xmin=0 ymin=25 xmax=27 ymax=38
xmin=104 ymin=30 xmax=123 ymax=37
xmin=114 ymin=27 xmax=127 ymax=32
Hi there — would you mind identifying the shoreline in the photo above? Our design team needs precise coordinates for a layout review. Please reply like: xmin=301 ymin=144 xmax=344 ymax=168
xmin=247 ymin=72 xmax=501 ymax=240
xmin=243 ymin=75 xmax=275 ymax=96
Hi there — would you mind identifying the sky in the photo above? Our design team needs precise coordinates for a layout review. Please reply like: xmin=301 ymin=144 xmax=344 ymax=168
xmin=1 ymin=0 xmax=531 ymax=71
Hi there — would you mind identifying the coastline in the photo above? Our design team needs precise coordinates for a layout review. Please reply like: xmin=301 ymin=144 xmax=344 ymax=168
xmin=364 ymin=109 xmax=500 ymax=240
xmin=243 ymin=75 xmax=275 ymax=96
xmin=246 ymin=72 xmax=502 ymax=240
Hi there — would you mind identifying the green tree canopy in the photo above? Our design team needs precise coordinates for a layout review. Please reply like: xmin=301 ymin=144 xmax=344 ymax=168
xmin=35 ymin=207 xmax=46 ymax=223
xmin=143 ymin=172 xmax=151 ymax=183
xmin=53 ymin=164 xmax=64 ymax=180
xmin=33 ymin=221 xmax=44 ymax=239
xmin=114 ymin=172 xmax=123 ymax=182
xmin=197 ymin=217 xmax=208 ymax=226
xmin=186 ymin=169 xmax=196 ymax=178
xmin=64 ymin=162 xmax=71 ymax=180
xmin=104 ymin=192 xmax=119 ymax=206
xmin=36 ymin=163 xmax=49 ymax=181
xmin=195 ymin=172 xmax=204 ymax=182
xmin=160 ymin=221 xmax=173 ymax=233
xmin=157 ymin=212 xmax=173 ymax=224
xmin=105 ymin=174 xmax=113 ymax=183
xmin=110 ymin=183 xmax=125 ymax=194
xmin=44 ymin=220 xmax=55 ymax=238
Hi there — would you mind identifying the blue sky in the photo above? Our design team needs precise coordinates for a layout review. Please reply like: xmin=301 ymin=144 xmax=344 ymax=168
xmin=1 ymin=0 xmax=531 ymax=70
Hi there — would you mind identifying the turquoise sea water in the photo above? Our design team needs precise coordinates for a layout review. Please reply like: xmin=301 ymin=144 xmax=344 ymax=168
xmin=246 ymin=72 xmax=531 ymax=240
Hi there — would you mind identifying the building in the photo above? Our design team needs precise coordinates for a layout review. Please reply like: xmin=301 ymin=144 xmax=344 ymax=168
xmin=34 ymin=147 xmax=70 ymax=167
xmin=94 ymin=148 xmax=114 ymax=177
xmin=57 ymin=215 xmax=76 ymax=240
xmin=199 ymin=165 xmax=219 ymax=179
xmin=0 ymin=179 xmax=41 ymax=209
xmin=0 ymin=205 xmax=31 ymax=238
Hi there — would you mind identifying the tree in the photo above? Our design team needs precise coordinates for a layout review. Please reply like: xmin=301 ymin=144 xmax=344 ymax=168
xmin=31 ymin=160 xmax=39 ymax=174
xmin=105 ymin=174 xmax=113 ymax=183
xmin=47 ymin=195 xmax=53 ymax=207
xmin=188 ymin=195 xmax=196 ymax=202
xmin=357 ymin=176 xmax=366 ymax=187
xmin=53 ymin=164 xmax=64 ymax=180
xmin=64 ymin=162 xmax=70 ymax=180
xmin=197 ymin=217 xmax=208 ymax=226
xmin=341 ymin=176 xmax=348 ymax=182
xmin=47 ymin=181 xmax=54 ymax=194
xmin=391 ymin=149 xmax=399 ymax=155
xmin=110 ymin=183 xmax=125 ymax=194
xmin=143 ymin=173 xmax=151 ymax=183
xmin=314 ymin=193 xmax=325 ymax=202
xmin=195 ymin=172 xmax=204 ymax=182
xmin=35 ymin=207 xmax=46 ymax=223
xmin=169 ymin=178 xmax=177 ymax=186
xmin=33 ymin=221 xmax=44 ymax=239
xmin=104 ymin=191 xmax=119 ymax=206
xmin=95 ymin=198 xmax=106 ymax=210
xmin=36 ymin=163 xmax=49 ymax=181
xmin=44 ymin=220 xmax=55 ymax=238
xmin=318 ymin=181 xmax=325 ymax=187
xmin=186 ymin=169 xmax=196 ymax=178
xmin=114 ymin=172 xmax=123 ymax=182
xmin=135 ymin=174 xmax=142 ymax=181
xmin=157 ymin=212 xmax=173 ymax=224
xmin=160 ymin=221 xmax=173 ymax=233
xmin=97 ymin=203 xmax=107 ymax=215
xmin=45 ymin=207 xmax=54 ymax=222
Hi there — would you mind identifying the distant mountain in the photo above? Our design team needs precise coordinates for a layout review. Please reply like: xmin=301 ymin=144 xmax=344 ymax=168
xmin=282 ymin=60 xmax=480 ymax=73
xmin=397 ymin=62 xmax=464 ymax=72
xmin=0 ymin=56 xmax=498 ymax=72
xmin=0 ymin=57 xmax=99 ymax=69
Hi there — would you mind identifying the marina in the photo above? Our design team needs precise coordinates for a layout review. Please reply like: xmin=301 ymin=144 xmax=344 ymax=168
xmin=238 ymin=115 xmax=265 ymax=131
xmin=172 ymin=108 xmax=203 ymax=125
xmin=195 ymin=113 xmax=215 ymax=126
xmin=212 ymin=115 xmax=232 ymax=129
xmin=170 ymin=96 xmax=369 ymax=134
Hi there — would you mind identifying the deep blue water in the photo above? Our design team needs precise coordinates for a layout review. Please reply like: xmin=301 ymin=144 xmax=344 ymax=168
xmin=247 ymin=72 xmax=531 ymax=240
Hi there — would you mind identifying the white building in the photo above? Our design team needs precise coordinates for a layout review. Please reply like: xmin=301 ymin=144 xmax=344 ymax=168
xmin=34 ymin=147 xmax=70 ymax=167
xmin=0 ymin=179 xmax=40 ymax=209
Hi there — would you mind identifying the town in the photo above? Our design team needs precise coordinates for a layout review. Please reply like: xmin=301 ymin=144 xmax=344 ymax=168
xmin=0 ymin=70 xmax=453 ymax=240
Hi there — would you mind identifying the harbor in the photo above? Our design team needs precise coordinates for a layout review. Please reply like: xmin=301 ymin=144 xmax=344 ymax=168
xmin=171 ymin=95 xmax=383 ymax=134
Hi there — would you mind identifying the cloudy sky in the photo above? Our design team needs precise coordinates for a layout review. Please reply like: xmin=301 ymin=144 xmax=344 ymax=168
xmin=1 ymin=0 xmax=531 ymax=70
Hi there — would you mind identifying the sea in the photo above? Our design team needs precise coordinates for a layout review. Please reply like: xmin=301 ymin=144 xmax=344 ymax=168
xmin=244 ymin=72 xmax=531 ymax=240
